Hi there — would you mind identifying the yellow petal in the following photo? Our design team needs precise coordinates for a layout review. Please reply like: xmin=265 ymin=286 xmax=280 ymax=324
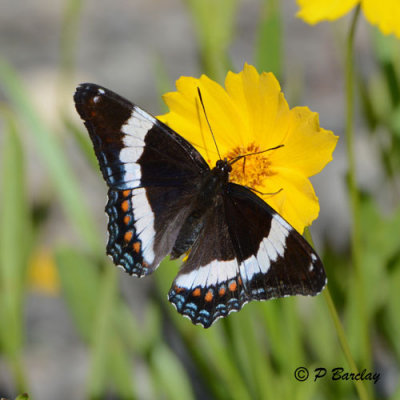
xmin=225 ymin=64 xmax=290 ymax=149
xmin=296 ymin=0 xmax=359 ymax=24
xmin=362 ymin=0 xmax=400 ymax=38
xmin=271 ymin=107 xmax=338 ymax=177
xmin=260 ymin=169 xmax=320 ymax=234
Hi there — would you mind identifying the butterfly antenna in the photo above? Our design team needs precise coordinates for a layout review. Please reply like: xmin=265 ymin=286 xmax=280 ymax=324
xmin=229 ymin=144 xmax=284 ymax=165
xmin=197 ymin=87 xmax=222 ymax=160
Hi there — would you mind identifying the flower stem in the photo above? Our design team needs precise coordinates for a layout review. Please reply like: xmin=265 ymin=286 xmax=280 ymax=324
xmin=304 ymin=229 xmax=369 ymax=400
xmin=345 ymin=4 xmax=371 ymax=375
xmin=323 ymin=288 xmax=369 ymax=400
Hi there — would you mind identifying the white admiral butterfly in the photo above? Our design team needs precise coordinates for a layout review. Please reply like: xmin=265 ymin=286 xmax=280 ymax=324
xmin=74 ymin=83 xmax=326 ymax=328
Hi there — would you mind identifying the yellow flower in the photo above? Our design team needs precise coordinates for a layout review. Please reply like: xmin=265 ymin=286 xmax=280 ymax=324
xmin=297 ymin=0 xmax=400 ymax=39
xmin=158 ymin=64 xmax=337 ymax=234
xmin=28 ymin=248 xmax=60 ymax=295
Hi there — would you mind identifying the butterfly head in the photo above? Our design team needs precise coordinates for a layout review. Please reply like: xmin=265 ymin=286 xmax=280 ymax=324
xmin=215 ymin=158 xmax=232 ymax=175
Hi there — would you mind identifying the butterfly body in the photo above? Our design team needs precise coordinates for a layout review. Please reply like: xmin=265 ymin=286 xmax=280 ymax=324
xmin=74 ymin=83 xmax=326 ymax=328
xmin=171 ymin=159 xmax=231 ymax=259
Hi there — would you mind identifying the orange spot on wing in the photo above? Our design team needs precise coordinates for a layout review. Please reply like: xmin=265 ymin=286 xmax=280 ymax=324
xmin=122 ymin=190 xmax=131 ymax=198
xmin=219 ymin=287 xmax=226 ymax=296
xmin=133 ymin=241 xmax=141 ymax=253
xmin=229 ymin=281 xmax=237 ymax=292
xmin=174 ymin=285 xmax=184 ymax=293
xmin=238 ymin=276 xmax=242 ymax=285
xmin=123 ymin=215 xmax=131 ymax=225
xmin=124 ymin=231 xmax=133 ymax=242
xmin=205 ymin=290 xmax=213 ymax=302
xmin=192 ymin=288 xmax=201 ymax=297
xmin=121 ymin=200 xmax=129 ymax=212
xmin=142 ymin=261 xmax=149 ymax=269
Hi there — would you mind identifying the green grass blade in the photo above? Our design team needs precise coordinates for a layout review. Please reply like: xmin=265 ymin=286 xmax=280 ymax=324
xmin=197 ymin=329 xmax=253 ymax=400
xmin=150 ymin=343 xmax=195 ymax=400
xmin=371 ymin=28 xmax=400 ymax=107
xmin=225 ymin=307 xmax=275 ymax=400
xmin=86 ymin=263 xmax=118 ymax=398
xmin=385 ymin=257 xmax=400 ymax=359
xmin=154 ymin=55 xmax=173 ymax=114
xmin=106 ymin=337 xmax=136 ymax=400
xmin=56 ymin=248 xmax=137 ymax=398
xmin=0 ymin=60 xmax=102 ymax=253
xmin=184 ymin=0 xmax=238 ymax=81
xmin=55 ymin=247 xmax=101 ymax=340
xmin=0 ymin=111 xmax=30 ymax=392
xmin=261 ymin=299 xmax=304 ymax=399
xmin=63 ymin=116 xmax=99 ymax=170
xmin=59 ymin=0 xmax=84 ymax=85
xmin=155 ymin=261 xmax=253 ymax=399
xmin=255 ymin=0 xmax=282 ymax=78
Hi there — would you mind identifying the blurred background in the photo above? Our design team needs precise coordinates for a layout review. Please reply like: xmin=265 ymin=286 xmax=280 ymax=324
xmin=1 ymin=0 xmax=399 ymax=399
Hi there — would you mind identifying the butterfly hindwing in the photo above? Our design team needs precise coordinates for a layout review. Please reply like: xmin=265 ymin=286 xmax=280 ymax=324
xmin=169 ymin=183 xmax=325 ymax=327
xmin=106 ymin=183 xmax=206 ymax=276
xmin=169 ymin=197 xmax=248 ymax=328
xmin=106 ymin=188 xmax=148 ymax=276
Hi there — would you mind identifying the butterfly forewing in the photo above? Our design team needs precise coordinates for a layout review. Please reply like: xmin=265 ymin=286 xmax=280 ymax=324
xmin=74 ymin=84 xmax=209 ymax=190
xmin=74 ymin=84 xmax=208 ymax=275
xmin=225 ymin=183 xmax=326 ymax=300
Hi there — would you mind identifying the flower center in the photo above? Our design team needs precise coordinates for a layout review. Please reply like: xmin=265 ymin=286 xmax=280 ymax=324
xmin=224 ymin=142 xmax=274 ymax=188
